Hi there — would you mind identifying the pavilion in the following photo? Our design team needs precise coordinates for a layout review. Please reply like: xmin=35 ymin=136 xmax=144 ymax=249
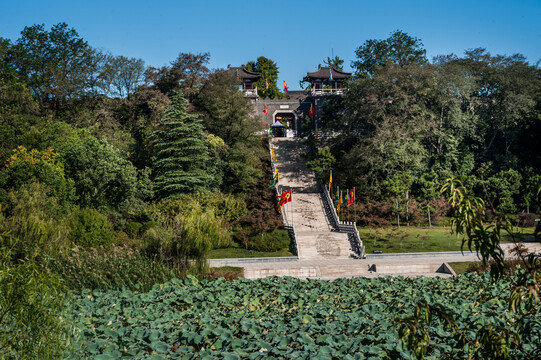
xmin=302 ymin=66 xmax=352 ymax=95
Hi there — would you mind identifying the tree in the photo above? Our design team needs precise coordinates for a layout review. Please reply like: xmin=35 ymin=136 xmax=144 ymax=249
xmin=63 ymin=137 xmax=152 ymax=211
xmin=195 ymin=71 xmax=263 ymax=193
xmin=323 ymin=56 xmax=345 ymax=70
xmin=195 ymin=70 xmax=258 ymax=145
xmin=0 ymin=146 xmax=77 ymax=207
xmin=146 ymin=52 xmax=210 ymax=97
xmin=334 ymin=63 xmax=430 ymax=198
xmin=456 ymin=49 xmax=539 ymax=169
xmin=9 ymin=23 xmax=94 ymax=112
xmin=104 ymin=55 xmax=145 ymax=99
xmin=245 ymin=56 xmax=281 ymax=98
xmin=150 ymin=92 xmax=211 ymax=199
xmin=352 ymin=30 xmax=427 ymax=77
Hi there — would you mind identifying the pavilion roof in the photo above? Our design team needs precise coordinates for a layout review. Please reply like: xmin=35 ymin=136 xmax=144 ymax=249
xmin=226 ymin=65 xmax=262 ymax=80
xmin=303 ymin=66 xmax=352 ymax=82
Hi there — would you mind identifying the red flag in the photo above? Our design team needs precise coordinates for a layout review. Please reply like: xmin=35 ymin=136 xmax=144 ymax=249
xmin=277 ymin=189 xmax=292 ymax=212
xmin=309 ymin=103 xmax=315 ymax=118
xmin=263 ymin=105 xmax=268 ymax=114
xmin=347 ymin=188 xmax=355 ymax=207
xmin=283 ymin=80 xmax=288 ymax=93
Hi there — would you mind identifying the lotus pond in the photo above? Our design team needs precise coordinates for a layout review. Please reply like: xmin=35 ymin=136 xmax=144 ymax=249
xmin=66 ymin=273 xmax=540 ymax=359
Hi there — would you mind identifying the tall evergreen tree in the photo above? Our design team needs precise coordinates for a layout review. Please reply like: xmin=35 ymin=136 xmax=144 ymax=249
xmin=245 ymin=56 xmax=281 ymax=99
xmin=150 ymin=92 xmax=211 ymax=199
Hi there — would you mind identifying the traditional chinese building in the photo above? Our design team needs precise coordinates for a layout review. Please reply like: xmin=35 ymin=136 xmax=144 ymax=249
xmin=226 ymin=65 xmax=261 ymax=97
xmin=302 ymin=66 xmax=351 ymax=95
xmin=227 ymin=64 xmax=352 ymax=136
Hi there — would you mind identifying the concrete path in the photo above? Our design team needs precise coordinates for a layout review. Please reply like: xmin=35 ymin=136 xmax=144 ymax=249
xmin=242 ymin=256 xmax=460 ymax=280
xmin=295 ymin=232 xmax=353 ymax=260
xmin=286 ymin=193 xmax=331 ymax=232
xmin=271 ymin=137 xmax=358 ymax=260
xmin=259 ymin=137 xmax=541 ymax=280
xmin=272 ymin=137 xmax=318 ymax=193
xmin=229 ymin=242 xmax=541 ymax=280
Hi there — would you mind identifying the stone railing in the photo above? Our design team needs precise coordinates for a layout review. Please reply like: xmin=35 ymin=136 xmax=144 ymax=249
xmin=318 ymin=180 xmax=365 ymax=258
xmin=311 ymin=88 xmax=345 ymax=96
xmin=243 ymin=87 xmax=258 ymax=97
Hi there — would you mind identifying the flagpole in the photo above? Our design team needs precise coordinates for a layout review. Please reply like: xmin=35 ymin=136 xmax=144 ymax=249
xmin=290 ymin=191 xmax=293 ymax=227
xmin=347 ymin=189 xmax=350 ymax=222
xmin=354 ymin=187 xmax=356 ymax=226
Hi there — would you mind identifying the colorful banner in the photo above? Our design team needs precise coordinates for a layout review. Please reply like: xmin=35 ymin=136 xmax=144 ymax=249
xmin=309 ymin=103 xmax=315 ymax=118
xmin=277 ymin=189 xmax=292 ymax=212
xmin=348 ymin=188 xmax=355 ymax=207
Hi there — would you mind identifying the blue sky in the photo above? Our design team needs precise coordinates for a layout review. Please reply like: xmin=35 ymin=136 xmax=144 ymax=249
xmin=2 ymin=0 xmax=540 ymax=90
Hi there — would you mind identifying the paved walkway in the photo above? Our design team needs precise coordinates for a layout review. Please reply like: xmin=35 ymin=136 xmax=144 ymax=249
xmin=272 ymin=138 xmax=356 ymax=260
xmin=245 ymin=138 xmax=541 ymax=280
xmin=238 ymin=243 xmax=541 ymax=280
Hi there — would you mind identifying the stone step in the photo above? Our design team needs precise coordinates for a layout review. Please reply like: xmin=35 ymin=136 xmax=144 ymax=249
xmin=243 ymin=261 xmax=371 ymax=280
xmin=295 ymin=232 xmax=355 ymax=260
xmin=272 ymin=138 xmax=318 ymax=192
xmin=242 ymin=261 xmax=455 ymax=280
xmin=286 ymin=193 xmax=331 ymax=232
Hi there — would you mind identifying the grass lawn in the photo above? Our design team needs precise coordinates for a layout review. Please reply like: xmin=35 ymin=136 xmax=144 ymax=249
xmin=207 ymin=266 xmax=244 ymax=279
xmin=448 ymin=261 xmax=478 ymax=275
xmin=360 ymin=226 xmax=535 ymax=254
xmin=208 ymin=242 xmax=294 ymax=259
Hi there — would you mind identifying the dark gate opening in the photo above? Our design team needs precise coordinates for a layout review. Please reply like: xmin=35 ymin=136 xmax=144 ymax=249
xmin=274 ymin=113 xmax=296 ymax=130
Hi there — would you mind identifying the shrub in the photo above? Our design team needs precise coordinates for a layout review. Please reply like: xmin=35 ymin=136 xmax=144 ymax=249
xmin=47 ymin=245 xmax=180 ymax=292
xmin=67 ymin=208 xmax=115 ymax=248
xmin=0 ymin=182 xmax=70 ymax=259
xmin=141 ymin=220 xmax=159 ymax=233
xmin=115 ymin=231 xmax=129 ymax=244
xmin=515 ymin=212 xmax=539 ymax=227
xmin=247 ymin=229 xmax=290 ymax=252
xmin=124 ymin=221 xmax=143 ymax=238
xmin=1 ymin=146 xmax=77 ymax=207
xmin=0 ymin=233 xmax=70 ymax=359
xmin=141 ymin=225 xmax=175 ymax=259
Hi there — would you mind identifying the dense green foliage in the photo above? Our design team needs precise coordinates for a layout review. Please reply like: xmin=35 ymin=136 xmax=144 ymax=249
xmin=245 ymin=56 xmax=282 ymax=99
xmin=0 ymin=23 xmax=285 ymax=357
xmin=0 ymin=232 xmax=71 ymax=359
xmin=247 ymin=228 xmax=291 ymax=252
xmin=46 ymin=246 xmax=179 ymax=292
xmin=64 ymin=137 xmax=152 ymax=212
xmin=67 ymin=273 xmax=540 ymax=359
xmin=67 ymin=208 xmax=116 ymax=248
xmin=150 ymin=92 xmax=211 ymax=198
xmin=315 ymin=31 xmax=541 ymax=226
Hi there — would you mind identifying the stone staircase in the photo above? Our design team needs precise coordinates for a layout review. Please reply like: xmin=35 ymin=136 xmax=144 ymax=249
xmin=295 ymin=232 xmax=354 ymax=260
xmin=271 ymin=138 xmax=357 ymax=261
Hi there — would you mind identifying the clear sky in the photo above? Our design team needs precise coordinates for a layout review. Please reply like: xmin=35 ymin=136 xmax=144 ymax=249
xmin=1 ymin=0 xmax=540 ymax=90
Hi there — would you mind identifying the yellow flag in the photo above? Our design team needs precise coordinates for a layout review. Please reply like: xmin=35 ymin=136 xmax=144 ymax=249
xmin=328 ymin=170 xmax=332 ymax=192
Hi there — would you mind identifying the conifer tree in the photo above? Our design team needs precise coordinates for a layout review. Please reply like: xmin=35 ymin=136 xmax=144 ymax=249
xmin=150 ymin=92 xmax=211 ymax=199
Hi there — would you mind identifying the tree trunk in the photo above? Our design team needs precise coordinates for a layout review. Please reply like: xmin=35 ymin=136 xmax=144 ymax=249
xmin=395 ymin=198 xmax=400 ymax=227
xmin=405 ymin=190 xmax=410 ymax=227
xmin=428 ymin=208 xmax=432 ymax=228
